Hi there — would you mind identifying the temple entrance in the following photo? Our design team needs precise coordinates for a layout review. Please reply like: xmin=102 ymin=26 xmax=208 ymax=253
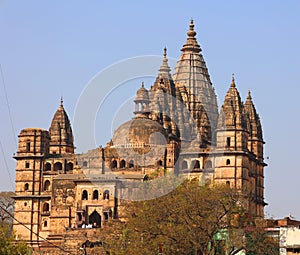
xmin=89 ymin=210 xmax=101 ymax=227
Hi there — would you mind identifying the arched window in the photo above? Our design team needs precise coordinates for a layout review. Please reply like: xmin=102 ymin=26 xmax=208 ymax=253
xmin=67 ymin=162 xmax=73 ymax=171
xmin=226 ymin=137 xmax=231 ymax=147
xmin=44 ymin=180 xmax=50 ymax=191
xmin=192 ymin=160 xmax=200 ymax=170
xmin=45 ymin=162 xmax=51 ymax=171
xmin=181 ymin=160 xmax=188 ymax=170
xmin=120 ymin=160 xmax=126 ymax=168
xmin=26 ymin=141 xmax=30 ymax=152
xmin=54 ymin=162 xmax=62 ymax=171
xmin=24 ymin=183 xmax=29 ymax=191
xmin=103 ymin=190 xmax=110 ymax=200
xmin=157 ymin=160 xmax=163 ymax=166
xmin=226 ymin=159 xmax=231 ymax=165
xmin=42 ymin=203 xmax=49 ymax=212
xmin=129 ymin=160 xmax=134 ymax=168
xmin=44 ymin=221 xmax=48 ymax=227
xmin=82 ymin=190 xmax=88 ymax=200
xmin=93 ymin=190 xmax=99 ymax=200
xmin=110 ymin=160 xmax=117 ymax=169
xmin=226 ymin=181 xmax=230 ymax=186
xmin=204 ymin=160 xmax=212 ymax=169
xmin=82 ymin=161 xmax=88 ymax=167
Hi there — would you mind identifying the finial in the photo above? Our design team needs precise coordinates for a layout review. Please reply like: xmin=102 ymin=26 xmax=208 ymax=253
xmin=231 ymin=73 xmax=235 ymax=87
xmin=190 ymin=18 xmax=194 ymax=27
xmin=142 ymin=82 xmax=144 ymax=88
xmin=247 ymin=89 xmax=252 ymax=99
xmin=158 ymin=47 xmax=171 ymax=74
xmin=187 ymin=18 xmax=196 ymax=37
xmin=60 ymin=96 xmax=63 ymax=106
xmin=163 ymin=47 xmax=167 ymax=58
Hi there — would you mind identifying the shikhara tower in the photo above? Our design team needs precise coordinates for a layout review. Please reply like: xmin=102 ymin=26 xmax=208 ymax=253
xmin=13 ymin=20 xmax=266 ymax=253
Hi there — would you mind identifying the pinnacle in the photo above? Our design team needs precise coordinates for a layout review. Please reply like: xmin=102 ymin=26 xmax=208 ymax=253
xmin=181 ymin=19 xmax=201 ymax=53
xmin=231 ymin=74 xmax=236 ymax=88
xmin=159 ymin=47 xmax=171 ymax=74
xmin=247 ymin=90 xmax=252 ymax=100
xmin=187 ymin=19 xmax=197 ymax=37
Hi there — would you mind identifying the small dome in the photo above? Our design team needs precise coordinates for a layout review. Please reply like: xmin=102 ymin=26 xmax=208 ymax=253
xmin=135 ymin=82 xmax=149 ymax=101
xmin=111 ymin=118 xmax=168 ymax=166
xmin=113 ymin=118 xmax=167 ymax=147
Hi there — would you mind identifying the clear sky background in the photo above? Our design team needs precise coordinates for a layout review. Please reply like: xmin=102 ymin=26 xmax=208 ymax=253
xmin=0 ymin=0 xmax=300 ymax=219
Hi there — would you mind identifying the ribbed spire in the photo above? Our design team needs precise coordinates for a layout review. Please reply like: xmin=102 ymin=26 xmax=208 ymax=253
xmin=244 ymin=90 xmax=263 ymax=140
xmin=173 ymin=20 xmax=218 ymax=137
xmin=181 ymin=19 xmax=201 ymax=53
xmin=49 ymin=99 xmax=74 ymax=154
xmin=218 ymin=77 xmax=245 ymax=129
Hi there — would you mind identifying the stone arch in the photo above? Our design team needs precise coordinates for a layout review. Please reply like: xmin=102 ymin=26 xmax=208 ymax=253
xmin=157 ymin=160 xmax=163 ymax=167
xmin=54 ymin=162 xmax=62 ymax=171
xmin=82 ymin=190 xmax=88 ymax=200
xmin=120 ymin=159 xmax=126 ymax=168
xmin=44 ymin=180 xmax=50 ymax=191
xmin=103 ymin=190 xmax=110 ymax=200
xmin=66 ymin=162 xmax=73 ymax=171
xmin=26 ymin=141 xmax=30 ymax=152
xmin=110 ymin=160 xmax=117 ymax=169
xmin=45 ymin=162 xmax=51 ymax=171
xmin=226 ymin=159 xmax=231 ymax=165
xmin=191 ymin=160 xmax=200 ymax=170
xmin=89 ymin=210 xmax=101 ymax=227
xmin=129 ymin=160 xmax=134 ymax=168
xmin=93 ymin=190 xmax=99 ymax=200
xmin=42 ymin=202 xmax=49 ymax=212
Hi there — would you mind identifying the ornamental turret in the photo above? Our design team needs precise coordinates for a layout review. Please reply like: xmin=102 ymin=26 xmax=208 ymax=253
xmin=217 ymin=75 xmax=248 ymax=151
xmin=49 ymin=98 xmax=74 ymax=154
xmin=244 ymin=90 xmax=264 ymax=159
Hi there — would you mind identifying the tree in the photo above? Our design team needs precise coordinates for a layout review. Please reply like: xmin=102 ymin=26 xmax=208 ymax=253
xmin=0 ymin=191 xmax=15 ymax=226
xmin=103 ymin=177 xmax=278 ymax=255
xmin=0 ymin=192 xmax=32 ymax=255
xmin=0 ymin=225 xmax=32 ymax=255
xmin=105 ymin=178 xmax=242 ymax=255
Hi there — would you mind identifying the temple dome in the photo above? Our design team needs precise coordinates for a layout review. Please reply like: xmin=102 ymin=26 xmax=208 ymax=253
xmin=110 ymin=117 xmax=168 ymax=166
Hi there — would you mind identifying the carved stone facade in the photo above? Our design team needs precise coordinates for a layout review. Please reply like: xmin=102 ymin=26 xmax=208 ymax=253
xmin=13 ymin=20 xmax=266 ymax=254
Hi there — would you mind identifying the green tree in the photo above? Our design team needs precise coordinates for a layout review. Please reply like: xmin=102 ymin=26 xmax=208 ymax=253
xmin=106 ymin=178 xmax=242 ymax=255
xmin=103 ymin=177 xmax=278 ymax=255
xmin=0 ymin=192 xmax=32 ymax=255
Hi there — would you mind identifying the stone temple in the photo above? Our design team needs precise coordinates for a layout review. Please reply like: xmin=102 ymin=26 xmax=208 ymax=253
xmin=13 ymin=20 xmax=266 ymax=253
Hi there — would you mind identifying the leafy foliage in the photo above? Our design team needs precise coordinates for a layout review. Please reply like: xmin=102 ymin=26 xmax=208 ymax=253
xmin=0 ymin=192 xmax=32 ymax=255
xmin=105 ymin=178 xmax=243 ymax=254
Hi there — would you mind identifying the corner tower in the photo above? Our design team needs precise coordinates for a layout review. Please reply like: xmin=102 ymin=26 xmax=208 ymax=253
xmin=49 ymin=98 xmax=74 ymax=154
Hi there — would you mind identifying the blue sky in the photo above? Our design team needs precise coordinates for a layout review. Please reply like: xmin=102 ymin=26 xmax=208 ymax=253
xmin=0 ymin=0 xmax=300 ymax=219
